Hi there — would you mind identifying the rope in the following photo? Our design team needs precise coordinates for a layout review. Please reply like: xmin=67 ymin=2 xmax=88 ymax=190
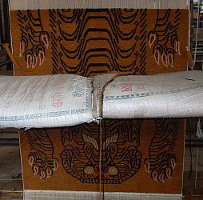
xmin=3 ymin=43 xmax=20 ymax=71
xmin=98 ymin=75 xmax=119 ymax=200
xmin=99 ymin=120 xmax=104 ymax=200
xmin=186 ymin=48 xmax=194 ymax=69
xmin=194 ymin=146 xmax=199 ymax=188
xmin=98 ymin=74 xmax=129 ymax=200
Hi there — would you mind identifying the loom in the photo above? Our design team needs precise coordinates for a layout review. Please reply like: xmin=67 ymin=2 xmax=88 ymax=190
xmin=1 ymin=0 xmax=202 ymax=199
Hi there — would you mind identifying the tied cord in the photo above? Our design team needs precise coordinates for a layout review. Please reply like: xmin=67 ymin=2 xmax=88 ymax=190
xmin=98 ymin=74 xmax=128 ymax=200
xmin=3 ymin=43 xmax=20 ymax=70
xmin=99 ymin=120 xmax=104 ymax=200
xmin=98 ymin=76 xmax=118 ymax=200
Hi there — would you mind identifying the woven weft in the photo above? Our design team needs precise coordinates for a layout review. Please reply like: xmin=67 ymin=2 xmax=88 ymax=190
xmin=24 ymin=190 xmax=183 ymax=200
xmin=9 ymin=0 xmax=188 ymax=10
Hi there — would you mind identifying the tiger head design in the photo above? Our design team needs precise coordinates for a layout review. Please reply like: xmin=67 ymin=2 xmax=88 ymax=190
xmin=60 ymin=120 xmax=142 ymax=184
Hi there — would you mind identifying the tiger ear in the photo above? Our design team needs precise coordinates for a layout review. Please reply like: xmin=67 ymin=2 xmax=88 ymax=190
xmin=82 ymin=134 xmax=99 ymax=150
xmin=103 ymin=133 xmax=118 ymax=150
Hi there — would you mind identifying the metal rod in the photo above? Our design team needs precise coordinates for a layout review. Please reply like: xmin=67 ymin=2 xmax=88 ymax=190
xmin=0 ymin=138 xmax=202 ymax=147
xmin=0 ymin=138 xmax=19 ymax=146
xmin=0 ymin=60 xmax=11 ymax=68
xmin=185 ymin=140 xmax=203 ymax=147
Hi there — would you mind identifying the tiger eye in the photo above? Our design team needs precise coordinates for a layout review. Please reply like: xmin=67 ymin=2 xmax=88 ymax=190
xmin=108 ymin=166 xmax=118 ymax=176
xmin=84 ymin=166 xmax=95 ymax=175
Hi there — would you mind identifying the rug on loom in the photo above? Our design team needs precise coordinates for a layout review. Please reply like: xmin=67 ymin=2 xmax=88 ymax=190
xmin=9 ymin=1 xmax=189 ymax=199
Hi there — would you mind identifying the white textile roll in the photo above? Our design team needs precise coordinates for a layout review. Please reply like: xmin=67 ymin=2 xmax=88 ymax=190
xmin=0 ymin=74 xmax=93 ymax=128
xmin=9 ymin=0 xmax=188 ymax=10
xmin=24 ymin=190 xmax=182 ymax=200
xmin=93 ymin=71 xmax=203 ymax=119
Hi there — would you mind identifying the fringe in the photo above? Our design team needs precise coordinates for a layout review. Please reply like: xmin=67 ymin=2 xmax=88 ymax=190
xmin=9 ymin=0 xmax=189 ymax=10
xmin=24 ymin=190 xmax=183 ymax=200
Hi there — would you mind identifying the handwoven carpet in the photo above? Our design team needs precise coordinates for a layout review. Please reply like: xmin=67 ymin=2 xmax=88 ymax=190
xmin=9 ymin=1 xmax=189 ymax=199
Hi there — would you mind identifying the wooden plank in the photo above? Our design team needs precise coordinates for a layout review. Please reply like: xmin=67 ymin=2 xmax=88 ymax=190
xmin=0 ymin=143 xmax=22 ymax=199
xmin=183 ymin=176 xmax=203 ymax=197
xmin=0 ymin=146 xmax=21 ymax=179
xmin=0 ymin=191 xmax=22 ymax=200
xmin=184 ymin=147 xmax=203 ymax=173
xmin=192 ymin=29 xmax=203 ymax=42
xmin=0 ymin=70 xmax=13 ymax=75
xmin=0 ymin=179 xmax=23 ymax=200
xmin=0 ymin=129 xmax=18 ymax=133
xmin=184 ymin=196 xmax=203 ymax=200
xmin=0 ymin=129 xmax=19 ymax=139
xmin=0 ymin=180 xmax=22 ymax=191
xmin=0 ymin=60 xmax=11 ymax=69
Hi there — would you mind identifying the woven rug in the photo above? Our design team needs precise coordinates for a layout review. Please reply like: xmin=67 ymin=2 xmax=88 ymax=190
xmin=9 ymin=1 xmax=189 ymax=199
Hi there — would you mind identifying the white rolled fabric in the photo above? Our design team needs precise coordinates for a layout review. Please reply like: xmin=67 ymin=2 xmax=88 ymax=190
xmin=0 ymin=74 xmax=93 ymax=128
xmin=9 ymin=0 xmax=188 ymax=10
xmin=24 ymin=190 xmax=182 ymax=200
xmin=93 ymin=71 xmax=203 ymax=119
xmin=0 ymin=71 xmax=202 ymax=129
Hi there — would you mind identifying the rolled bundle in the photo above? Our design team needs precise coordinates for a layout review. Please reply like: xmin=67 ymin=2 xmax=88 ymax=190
xmin=1 ymin=71 xmax=202 ymax=129
xmin=0 ymin=74 xmax=93 ymax=128
xmin=93 ymin=71 xmax=203 ymax=119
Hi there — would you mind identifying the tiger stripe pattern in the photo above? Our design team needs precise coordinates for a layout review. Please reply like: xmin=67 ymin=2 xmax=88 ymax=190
xmin=145 ymin=119 xmax=180 ymax=182
xmin=23 ymin=129 xmax=58 ymax=179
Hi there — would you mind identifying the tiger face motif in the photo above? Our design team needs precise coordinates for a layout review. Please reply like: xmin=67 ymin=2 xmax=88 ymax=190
xmin=60 ymin=120 xmax=142 ymax=184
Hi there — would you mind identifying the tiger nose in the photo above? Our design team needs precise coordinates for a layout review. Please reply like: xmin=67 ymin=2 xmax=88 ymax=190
xmin=95 ymin=164 xmax=108 ymax=173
